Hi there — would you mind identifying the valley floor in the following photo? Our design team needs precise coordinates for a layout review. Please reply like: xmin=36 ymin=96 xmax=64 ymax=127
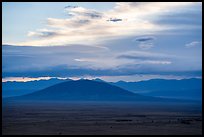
xmin=2 ymin=101 xmax=202 ymax=135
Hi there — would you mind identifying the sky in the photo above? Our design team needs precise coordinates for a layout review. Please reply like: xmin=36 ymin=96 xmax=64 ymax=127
xmin=2 ymin=2 xmax=202 ymax=82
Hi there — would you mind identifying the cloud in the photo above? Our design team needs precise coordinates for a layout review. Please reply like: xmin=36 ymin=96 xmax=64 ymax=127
xmin=117 ymin=54 xmax=171 ymax=65
xmin=64 ymin=6 xmax=103 ymax=19
xmin=141 ymin=60 xmax=171 ymax=65
xmin=2 ymin=3 xmax=202 ymax=79
xmin=117 ymin=54 xmax=170 ymax=60
xmin=133 ymin=36 xmax=155 ymax=50
xmin=10 ymin=2 xmax=200 ymax=46
xmin=107 ymin=18 xmax=123 ymax=22
xmin=3 ymin=63 xmax=201 ymax=79
xmin=118 ymin=55 xmax=153 ymax=60
xmin=2 ymin=44 xmax=109 ymax=73
xmin=138 ymin=42 xmax=154 ymax=50
xmin=2 ymin=76 xmax=53 ymax=82
xmin=28 ymin=29 xmax=59 ymax=38
xmin=185 ymin=41 xmax=201 ymax=48
xmin=98 ymin=74 xmax=199 ymax=82
xmin=4 ymin=44 xmax=201 ymax=78
xmin=133 ymin=36 xmax=155 ymax=42
xmin=72 ymin=49 xmax=174 ymax=70
xmin=3 ymin=74 xmax=201 ymax=83
xmin=3 ymin=45 xmax=175 ymax=77
xmin=117 ymin=50 xmax=171 ymax=60
xmin=64 ymin=5 xmax=79 ymax=9
xmin=2 ymin=45 xmax=201 ymax=78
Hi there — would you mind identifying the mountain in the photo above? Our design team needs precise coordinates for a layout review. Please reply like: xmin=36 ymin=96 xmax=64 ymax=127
xmin=4 ymin=78 xmax=201 ymax=101
xmin=2 ymin=78 xmax=105 ymax=97
xmin=111 ymin=78 xmax=202 ymax=100
xmin=9 ymin=80 xmax=164 ymax=101
xmin=2 ymin=78 xmax=72 ymax=97
xmin=93 ymin=78 xmax=106 ymax=83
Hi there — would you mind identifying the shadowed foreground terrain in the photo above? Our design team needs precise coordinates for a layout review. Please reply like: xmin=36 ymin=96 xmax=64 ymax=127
xmin=2 ymin=101 xmax=202 ymax=135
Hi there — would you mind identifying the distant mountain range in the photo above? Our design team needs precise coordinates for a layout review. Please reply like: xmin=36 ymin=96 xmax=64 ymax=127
xmin=3 ymin=78 xmax=202 ymax=101
xmin=111 ymin=78 xmax=202 ymax=100
xmin=111 ymin=78 xmax=201 ymax=92
xmin=2 ymin=78 xmax=104 ymax=97
xmin=8 ymin=80 xmax=164 ymax=102
xmin=2 ymin=78 xmax=71 ymax=97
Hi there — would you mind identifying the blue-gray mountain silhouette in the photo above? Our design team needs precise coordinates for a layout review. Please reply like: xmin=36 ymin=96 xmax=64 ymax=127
xmin=112 ymin=78 xmax=202 ymax=100
xmin=2 ymin=78 xmax=71 ymax=97
xmin=11 ymin=80 xmax=164 ymax=101
xmin=3 ymin=78 xmax=202 ymax=101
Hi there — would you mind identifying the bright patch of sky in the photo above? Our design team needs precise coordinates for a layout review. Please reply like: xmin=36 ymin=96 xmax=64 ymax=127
xmin=2 ymin=75 xmax=201 ymax=83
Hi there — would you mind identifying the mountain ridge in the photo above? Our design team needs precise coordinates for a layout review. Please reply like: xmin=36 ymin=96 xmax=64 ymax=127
xmin=7 ymin=79 xmax=173 ymax=102
xmin=3 ymin=78 xmax=201 ymax=101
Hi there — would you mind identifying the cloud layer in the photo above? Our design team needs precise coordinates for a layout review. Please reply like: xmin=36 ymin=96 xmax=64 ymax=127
xmin=14 ymin=2 xmax=200 ymax=46
xmin=2 ymin=2 xmax=202 ymax=81
xmin=3 ymin=44 xmax=201 ymax=79
xmin=185 ymin=41 xmax=201 ymax=48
